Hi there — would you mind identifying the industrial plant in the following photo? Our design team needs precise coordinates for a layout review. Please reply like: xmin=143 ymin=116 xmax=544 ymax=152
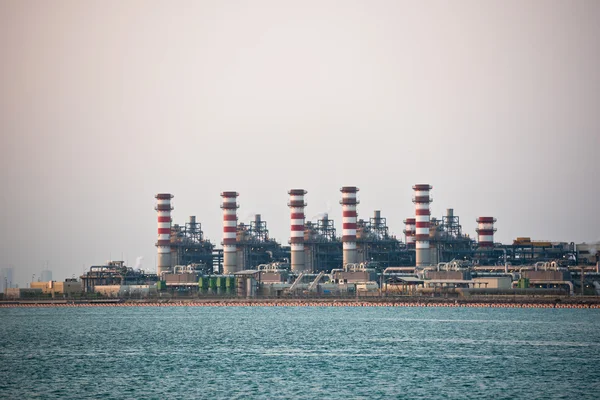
xmin=4 ymin=184 xmax=598 ymax=301
xmin=22 ymin=183 xmax=583 ymax=302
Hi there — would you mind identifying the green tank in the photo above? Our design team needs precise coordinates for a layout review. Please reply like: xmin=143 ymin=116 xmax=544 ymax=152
xmin=517 ymin=278 xmax=530 ymax=289
xmin=209 ymin=277 xmax=217 ymax=290
xmin=225 ymin=277 xmax=235 ymax=294
xmin=198 ymin=277 xmax=208 ymax=292
xmin=216 ymin=277 xmax=227 ymax=288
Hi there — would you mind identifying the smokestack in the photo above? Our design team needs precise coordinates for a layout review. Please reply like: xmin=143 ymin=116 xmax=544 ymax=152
xmin=155 ymin=193 xmax=173 ymax=277
xmin=446 ymin=209 xmax=454 ymax=229
xmin=340 ymin=186 xmax=359 ymax=266
xmin=476 ymin=217 xmax=497 ymax=247
xmin=413 ymin=184 xmax=432 ymax=267
xmin=373 ymin=210 xmax=381 ymax=228
xmin=403 ymin=218 xmax=416 ymax=248
xmin=288 ymin=189 xmax=307 ymax=273
xmin=221 ymin=192 xmax=239 ymax=274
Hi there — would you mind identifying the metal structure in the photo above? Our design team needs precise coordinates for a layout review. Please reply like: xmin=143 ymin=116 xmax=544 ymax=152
xmin=288 ymin=189 xmax=307 ymax=273
xmin=304 ymin=214 xmax=343 ymax=273
xmin=148 ymin=186 xmax=585 ymax=284
xmin=340 ymin=186 xmax=359 ymax=265
xmin=80 ymin=261 xmax=158 ymax=293
xmin=155 ymin=193 xmax=173 ymax=277
xmin=169 ymin=216 xmax=215 ymax=274
xmin=356 ymin=210 xmax=413 ymax=270
xmin=428 ymin=210 xmax=476 ymax=265
xmin=442 ymin=209 xmax=461 ymax=237
xmin=221 ymin=192 xmax=239 ymax=274
xmin=508 ymin=238 xmax=575 ymax=265
xmin=236 ymin=214 xmax=288 ymax=270
xmin=413 ymin=184 xmax=432 ymax=267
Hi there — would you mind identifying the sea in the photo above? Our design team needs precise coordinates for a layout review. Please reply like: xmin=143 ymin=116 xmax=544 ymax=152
xmin=1 ymin=306 xmax=599 ymax=399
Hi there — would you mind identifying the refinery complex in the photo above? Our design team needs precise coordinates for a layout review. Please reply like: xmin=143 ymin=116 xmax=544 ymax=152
xmin=4 ymin=184 xmax=600 ymax=301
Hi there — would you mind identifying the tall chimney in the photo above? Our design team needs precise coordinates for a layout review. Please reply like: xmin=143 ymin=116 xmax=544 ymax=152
xmin=155 ymin=193 xmax=173 ymax=277
xmin=340 ymin=186 xmax=359 ymax=266
xmin=476 ymin=217 xmax=497 ymax=247
xmin=403 ymin=218 xmax=416 ymax=248
xmin=221 ymin=192 xmax=239 ymax=274
xmin=413 ymin=184 xmax=432 ymax=267
xmin=288 ymin=189 xmax=307 ymax=273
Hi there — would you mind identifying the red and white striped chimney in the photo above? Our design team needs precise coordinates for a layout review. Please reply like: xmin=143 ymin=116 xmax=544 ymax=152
xmin=403 ymin=218 xmax=416 ymax=248
xmin=413 ymin=184 xmax=432 ymax=267
xmin=288 ymin=189 xmax=307 ymax=273
xmin=221 ymin=192 xmax=239 ymax=274
xmin=340 ymin=186 xmax=359 ymax=266
xmin=155 ymin=193 xmax=173 ymax=277
xmin=476 ymin=217 xmax=496 ymax=247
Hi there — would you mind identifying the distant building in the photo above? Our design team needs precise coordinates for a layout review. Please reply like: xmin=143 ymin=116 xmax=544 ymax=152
xmin=5 ymin=288 xmax=42 ymax=299
xmin=0 ymin=267 xmax=15 ymax=293
xmin=94 ymin=284 xmax=157 ymax=298
xmin=40 ymin=270 xmax=53 ymax=282
xmin=30 ymin=279 xmax=82 ymax=298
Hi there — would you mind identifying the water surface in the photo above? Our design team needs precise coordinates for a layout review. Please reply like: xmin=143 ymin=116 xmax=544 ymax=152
xmin=1 ymin=307 xmax=599 ymax=399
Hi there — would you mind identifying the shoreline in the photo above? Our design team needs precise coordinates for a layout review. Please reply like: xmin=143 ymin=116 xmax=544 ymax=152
xmin=2 ymin=297 xmax=600 ymax=309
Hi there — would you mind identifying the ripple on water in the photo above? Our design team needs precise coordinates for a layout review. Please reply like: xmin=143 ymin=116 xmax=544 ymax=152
xmin=1 ymin=307 xmax=599 ymax=399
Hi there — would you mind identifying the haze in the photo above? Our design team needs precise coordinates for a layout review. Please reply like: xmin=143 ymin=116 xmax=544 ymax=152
xmin=1 ymin=0 xmax=599 ymax=286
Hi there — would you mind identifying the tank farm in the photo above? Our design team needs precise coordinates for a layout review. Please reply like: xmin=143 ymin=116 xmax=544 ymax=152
xmin=4 ymin=184 xmax=600 ymax=309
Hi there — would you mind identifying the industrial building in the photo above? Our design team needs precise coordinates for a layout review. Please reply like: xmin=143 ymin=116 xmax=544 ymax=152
xmin=30 ymin=279 xmax=82 ymax=298
xmin=80 ymin=261 xmax=158 ymax=293
xmin=155 ymin=185 xmax=589 ymax=274
xmin=169 ymin=216 xmax=214 ymax=275
xmin=5 ymin=288 xmax=43 ymax=299
xmin=72 ymin=184 xmax=599 ymax=300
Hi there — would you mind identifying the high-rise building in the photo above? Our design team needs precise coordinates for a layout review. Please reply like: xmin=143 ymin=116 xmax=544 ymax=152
xmin=1 ymin=267 xmax=14 ymax=293
xmin=41 ymin=270 xmax=53 ymax=282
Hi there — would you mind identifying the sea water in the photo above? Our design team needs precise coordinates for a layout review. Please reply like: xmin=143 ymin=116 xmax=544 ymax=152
xmin=1 ymin=306 xmax=599 ymax=399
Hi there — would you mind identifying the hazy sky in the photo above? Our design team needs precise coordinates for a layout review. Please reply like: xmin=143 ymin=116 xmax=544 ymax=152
xmin=1 ymin=0 xmax=599 ymax=285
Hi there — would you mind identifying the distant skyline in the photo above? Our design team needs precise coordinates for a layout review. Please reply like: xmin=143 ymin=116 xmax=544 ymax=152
xmin=1 ymin=0 xmax=599 ymax=286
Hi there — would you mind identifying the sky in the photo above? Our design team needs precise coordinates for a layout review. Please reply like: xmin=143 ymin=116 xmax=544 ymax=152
xmin=1 ymin=0 xmax=599 ymax=286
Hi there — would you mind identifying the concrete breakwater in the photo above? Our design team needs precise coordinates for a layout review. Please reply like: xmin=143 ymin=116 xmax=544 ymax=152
xmin=1 ymin=299 xmax=599 ymax=309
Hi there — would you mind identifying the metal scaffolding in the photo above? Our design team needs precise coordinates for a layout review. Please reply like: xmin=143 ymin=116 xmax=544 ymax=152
xmin=170 ymin=216 xmax=215 ymax=274
xmin=236 ymin=215 xmax=289 ymax=270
